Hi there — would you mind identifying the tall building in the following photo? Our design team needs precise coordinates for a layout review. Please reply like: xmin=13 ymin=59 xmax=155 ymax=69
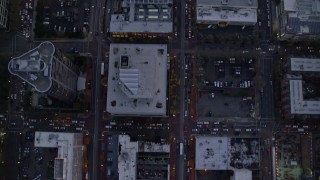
xmin=106 ymin=43 xmax=168 ymax=116
xmin=109 ymin=0 xmax=173 ymax=38
xmin=0 ymin=0 xmax=9 ymax=29
xmin=279 ymin=0 xmax=320 ymax=40
xmin=196 ymin=0 xmax=258 ymax=26
xmin=34 ymin=131 xmax=83 ymax=180
xmin=8 ymin=41 xmax=79 ymax=103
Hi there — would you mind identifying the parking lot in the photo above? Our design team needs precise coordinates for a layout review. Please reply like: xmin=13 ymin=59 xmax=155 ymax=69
xmin=19 ymin=0 xmax=35 ymax=38
xmin=20 ymin=131 xmax=57 ymax=179
xmin=35 ymin=0 xmax=91 ymax=38
xmin=196 ymin=56 xmax=257 ymax=118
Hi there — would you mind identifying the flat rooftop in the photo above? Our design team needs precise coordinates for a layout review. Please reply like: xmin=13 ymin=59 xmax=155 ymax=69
xmin=8 ymin=41 xmax=54 ymax=92
xmin=34 ymin=131 xmax=83 ymax=180
xmin=118 ymin=135 xmax=170 ymax=180
xmin=195 ymin=136 xmax=230 ymax=170
xmin=196 ymin=0 xmax=258 ymax=25
xmin=195 ymin=136 xmax=257 ymax=180
xmin=106 ymin=43 xmax=168 ymax=116
xmin=110 ymin=0 xmax=172 ymax=33
xmin=289 ymin=79 xmax=320 ymax=114
xmin=290 ymin=57 xmax=320 ymax=72
xmin=118 ymin=135 xmax=138 ymax=180
xmin=283 ymin=0 xmax=320 ymax=35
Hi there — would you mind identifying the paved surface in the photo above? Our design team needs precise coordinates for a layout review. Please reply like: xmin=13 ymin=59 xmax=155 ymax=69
xmin=88 ymin=0 xmax=104 ymax=179
xmin=198 ymin=93 xmax=251 ymax=118
xmin=176 ymin=0 xmax=187 ymax=179
xmin=260 ymin=54 xmax=274 ymax=119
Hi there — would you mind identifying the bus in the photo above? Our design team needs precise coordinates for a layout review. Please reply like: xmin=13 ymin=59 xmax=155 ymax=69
xmin=101 ymin=62 xmax=105 ymax=75
xmin=180 ymin=143 xmax=183 ymax=155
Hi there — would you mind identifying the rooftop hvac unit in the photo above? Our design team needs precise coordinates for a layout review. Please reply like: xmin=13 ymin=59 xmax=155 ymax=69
xmin=221 ymin=0 xmax=228 ymax=5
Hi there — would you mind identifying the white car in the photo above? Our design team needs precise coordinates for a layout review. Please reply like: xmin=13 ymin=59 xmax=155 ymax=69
xmin=208 ymin=93 xmax=214 ymax=99
xmin=76 ymin=127 xmax=83 ymax=131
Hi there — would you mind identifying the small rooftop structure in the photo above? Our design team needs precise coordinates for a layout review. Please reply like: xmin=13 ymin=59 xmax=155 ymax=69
xmin=34 ymin=132 xmax=83 ymax=180
xmin=106 ymin=43 xmax=168 ymax=116
xmin=110 ymin=0 xmax=173 ymax=33
xmin=230 ymin=169 xmax=253 ymax=180
xmin=196 ymin=0 xmax=258 ymax=25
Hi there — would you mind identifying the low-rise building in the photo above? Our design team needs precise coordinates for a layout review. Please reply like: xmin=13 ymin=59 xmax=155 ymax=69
xmin=109 ymin=0 xmax=173 ymax=39
xmin=281 ymin=57 xmax=320 ymax=119
xmin=34 ymin=131 xmax=83 ymax=180
xmin=196 ymin=0 xmax=258 ymax=26
xmin=279 ymin=0 xmax=320 ymax=40
xmin=195 ymin=136 xmax=259 ymax=180
xmin=108 ymin=135 xmax=170 ymax=180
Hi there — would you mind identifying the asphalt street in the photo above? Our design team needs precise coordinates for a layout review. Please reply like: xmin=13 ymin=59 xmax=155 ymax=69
xmin=260 ymin=54 xmax=274 ymax=119
xmin=176 ymin=0 xmax=187 ymax=179
xmin=88 ymin=0 xmax=105 ymax=179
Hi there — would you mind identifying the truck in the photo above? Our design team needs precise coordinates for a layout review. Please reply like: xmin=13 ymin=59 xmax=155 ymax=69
xmin=101 ymin=62 xmax=105 ymax=75
xmin=180 ymin=143 xmax=183 ymax=155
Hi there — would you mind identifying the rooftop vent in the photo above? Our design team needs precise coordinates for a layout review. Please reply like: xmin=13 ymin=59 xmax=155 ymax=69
xmin=156 ymin=102 xmax=163 ymax=108
xmin=221 ymin=0 xmax=228 ymax=5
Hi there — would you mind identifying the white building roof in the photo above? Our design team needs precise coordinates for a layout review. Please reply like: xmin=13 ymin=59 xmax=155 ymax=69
xmin=290 ymin=57 xmax=320 ymax=72
xmin=195 ymin=136 xmax=230 ymax=170
xmin=289 ymin=80 xmax=320 ymax=114
xmin=106 ymin=43 xmax=168 ymax=116
xmin=109 ymin=0 xmax=172 ymax=33
xmin=118 ymin=135 xmax=138 ymax=180
xmin=34 ymin=132 xmax=83 ymax=180
xmin=196 ymin=0 xmax=258 ymax=25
